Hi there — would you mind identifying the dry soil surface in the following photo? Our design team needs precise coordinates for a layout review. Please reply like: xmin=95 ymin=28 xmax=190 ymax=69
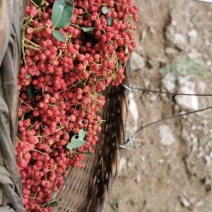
xmin=106 ymin=1 xmax=212 ymax=212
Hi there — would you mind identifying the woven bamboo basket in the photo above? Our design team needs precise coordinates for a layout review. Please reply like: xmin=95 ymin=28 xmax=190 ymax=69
xmin=0 ymin=1 xmax=129 ymax=210
xmin=52 ymin=80 xmax=127 ymax=211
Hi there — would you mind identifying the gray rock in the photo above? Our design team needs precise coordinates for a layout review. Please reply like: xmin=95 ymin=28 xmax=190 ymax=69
xmin=149 ymin=95 xmax=157 ymax=102
xmin=171 ymin=20 xmax=177 ymax=26
xmin=162 ymin=73 xmax=176 ymax=92
xmin=159 ymin=125 xmax=176 ymax=146
xmin=174 ymin=33 xmax=186 ymax=44
xmin=140 ymin=155 xmax=146 ymax=162
xmin=135 ymin=175 xmax=141 ymax=183
xmin=175 ymin=87 xmax=199 ymax=111
xmin=197 ymin=81 xmax=207 ymax=94
xmin=118 ymin=158 xmax=127 ymax=172
xmin=180 ymin=195 xmax=190 ymax=208
xmin=188 ymin=29 xmax=198 ymax=37
xmin=130 ymin=52 xmax=145 ymax=71
xmin=188 ymin=52 xmax=199 ymax=59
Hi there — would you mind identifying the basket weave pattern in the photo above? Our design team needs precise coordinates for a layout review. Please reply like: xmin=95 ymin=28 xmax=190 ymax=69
xmin=53 ymin=84 xmax=127 ymax=212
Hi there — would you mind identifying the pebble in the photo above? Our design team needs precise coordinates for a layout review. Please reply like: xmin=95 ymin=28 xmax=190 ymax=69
xmin=205 ymin=39 xmax=211 ymax=46
xmin=202 ymin=120 xmax=208 ymax=126
xmin=118 ymin=158 xmax=127 ymax=172
xmin=195 ymin=201 xmax=203 ymax=207
xmin=158 ymin=159 xmax=165 ymax=164
xmin=174 ymin=33 xmax=186 ymax=44
xmin=207 ymin=60 xmax=212 ymax=67
xmin=174 ymin=105 xmax=180 ymax=112
xmin=175 ymin=87 xmax=199 ymax=111
xmin=192 ymin=125 xmax=196 ymax=131
xmin=205 ymin=155 xmax=211 ymax=163
xmin=143 ymin=79 xmax=150 ymax=88
xmin=197 ymin=81 xmax=207 ymax=94
xmin=190 ymin=133 xmax=195 ymax=139
xmin=159 ymin=125 xmax=176 ymax=146
xmin=162 ymin=73 xmax=176 ymax=92
xmin=188 ymin=29 xmax=198 ymax=37
xmin=197 ymin=126 xmax=202 ymax=130
xmin=192 ymin=137 xmax=198 ymax=144
xmin=180 ymin=196 xmax=190 ymax=208
xmin=172 ymin=20 xmax=177 ymax=26
xmin=149 ymin=95 xmax=157 ymax=102
xmin=128 ymin=93 xmax=139 ymax=131
xmin=130 ymin=52 xmax=145 ymax=71
xmin=136 ymin=175 xmax=141 ymax=183
xmin=140 ymin=156 xmax=146 ymax=162
xmin=127 ymin=161 xmax=133 ymax=168
xmin=188 ymin=52 xmax=199 ymax=59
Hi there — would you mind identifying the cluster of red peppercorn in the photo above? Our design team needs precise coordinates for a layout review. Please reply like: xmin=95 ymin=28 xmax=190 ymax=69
xmin=17 ymin=0 xmax=137 ymax=211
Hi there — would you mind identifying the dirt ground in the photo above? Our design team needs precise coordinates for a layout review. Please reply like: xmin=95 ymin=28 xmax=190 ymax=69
xmin=106 ymin=1 xmax=212 ymax=212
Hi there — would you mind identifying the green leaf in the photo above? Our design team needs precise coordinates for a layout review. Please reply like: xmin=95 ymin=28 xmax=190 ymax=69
xmin=25 ymin=73 xmax=31 ymax=79
xmin=42 ymin=199 xmax=57 ymax=208
xmin=48 ymin=199 xmax=57 ymax=207
xmin=77 ymin=151 xmax=94 ymax=156
xmin=51 ymin=0 xmax=74 ymax=29
xmin=52 ymin=30 xmax=65 ymax=42
xmin=116 ymin=60 xmax=120 ymax=69
xmin=106 ymin=17 xmax=112 ymax=26
xmin=125 ymin=46 xmax=129 ymax=54
xmin=66 ymin=129 xmax=86 ymax=150
xmin=32 ymin=0 xmax=42 ymax=7
xmin=101 ymin=6 xmax=110 ymax=14
xmin=81 ymin=27 xmax=95 ymax=33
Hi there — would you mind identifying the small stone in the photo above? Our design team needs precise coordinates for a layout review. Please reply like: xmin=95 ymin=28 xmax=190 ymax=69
xmin=197 ymin=81 xmax=207 ymax=94
xmin=118 ymin=158 xmax=127 ymax=172
xmin=192 ymin=137 xmax=198 ymax=144
xmin=149 ymin=95 xmax=157 ymax=102
xmin=174 ymin=105 xmax=180 ymax=112
xmin=136 ymin=175 xmax=141 ymax=183
xmin=189 ymin=197 xmax=196 ymax=204
xmin=180 ymin=196 xmax=190 ymax=208
xmin=205 ymin=39 xmax=210 ymax=46
xmin=188 ymin=29 xmax=198 ymax=37
xmin=202 ymin=120 xmax=208 ymax=126
xmin=172 ymin=20 xmax=177 ymax=26
xmin=174 ymin=33 xmax=186 ymax=44
xmin=127 ymin=161 xmax=133 ymax=168
xmin=140 ymin=156 xmax=146 ymax=162
xmin=178 ymin=76 xmax=195 ymax=90
xmin=162 ymin=73 xmax=176 ymax=92
xmin=144 ymin=79 xmax=150 ymax=88
xmin=195 ymin=201 xmax=203 ymax=207
xmin=190 ymin=133 xmax=195 ymax=139
xmin=158 ymin=159 xmax=165 ymax=164
xmin=128 ymin=93 xmax=139 ymax=131
xmin=192 ymin=126 xmax=196 ymax=131
xmin=205 ymin=155 xmax=211 ymax=163
xmin=130 ymin=52 xmax=145 ymax=71
xmin=159 ymin=125 xmax=176 ymax=146
xmin=165 ymin=47 xmax=178 ymax=55
xmin=207 ymin=61 xmax=212 ymax=67
xmin=188 ymin=52 xmax=199 ymax=59
xmin=175 ymin=87 xmax=199 ymax=111
xmin=197 ymin=126 xmax=202 ymax=130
